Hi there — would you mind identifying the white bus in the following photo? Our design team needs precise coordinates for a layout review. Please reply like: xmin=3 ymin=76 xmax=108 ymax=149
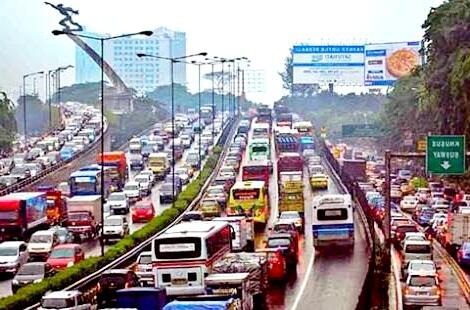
xmin=151 ymin=220 xmax=232 ymax=296
xmin=312 ymin=194 xmax=354 ymax=247
xmin=252 ymin=123 xmax=270 ymax=139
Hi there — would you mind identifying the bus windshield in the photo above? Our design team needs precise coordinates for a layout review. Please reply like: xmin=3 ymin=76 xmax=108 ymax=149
xmin=70 ymin=177 xmax=96 ymax=195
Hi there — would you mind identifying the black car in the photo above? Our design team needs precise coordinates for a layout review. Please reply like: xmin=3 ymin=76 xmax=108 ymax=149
xmin=12 ymin=262 xmax=55 ymax=293
xmin=96 ymin=269 xmax=139 ymax=306
xmin=159 ymin=182 xmax=180 ymax=204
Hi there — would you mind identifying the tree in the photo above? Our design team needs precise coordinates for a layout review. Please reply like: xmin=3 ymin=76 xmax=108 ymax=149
xmin=0 ymin=92 xmax=17 ymax=152
xmin=421 ymin=0 xmax=470 ymax=137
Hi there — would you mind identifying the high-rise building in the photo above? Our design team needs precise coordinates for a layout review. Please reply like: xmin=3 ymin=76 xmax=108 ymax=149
xmin=74 ymin=27 xmax=187 ymax=93
xmin=75 ymin=31 xmax=111 ymax=84
xmin=109 ymin=27 xmax=186 ymax=93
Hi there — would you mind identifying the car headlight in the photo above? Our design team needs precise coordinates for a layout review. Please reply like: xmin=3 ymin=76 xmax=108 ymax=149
xmin=67 ymin=261 xmax=74 ymax=267
xmin=33 ymin=279 xmax=42 ymax=284
xmin=12 ymin=279 xmax=18 ymax=285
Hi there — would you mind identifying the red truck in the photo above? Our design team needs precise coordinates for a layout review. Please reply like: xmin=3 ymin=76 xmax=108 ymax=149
xmin=97 ymin=151 xmax=128 ymax=191
xmin=275 ymin=134 xmax=299 ymax=155
xmin=0 ymin=192 xmax=48 ymax=241
xmin=65 ymin=195 xmax=102 ymax=241
xmin=277 ymin=152 xmax=303 ymax=177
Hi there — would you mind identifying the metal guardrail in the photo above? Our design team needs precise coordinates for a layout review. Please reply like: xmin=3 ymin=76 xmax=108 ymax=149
xmin=24 ymin=117 xmax=238 ymax=310
xmin=0 ymin=122 xmax=108 ymax=196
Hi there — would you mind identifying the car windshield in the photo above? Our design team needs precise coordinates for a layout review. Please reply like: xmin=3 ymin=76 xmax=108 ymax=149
xmin=135 ymin=177 xmax=148 ymax=183
xmin=409 ymin=275 xmax=436 ymax=287
xmin=138 ymin=255 xmax=152 ymax=264
xmin=105 ymin=218 xmax=123 ymax=226
xmin=69 ymin=213 xmax=90 ymax=221
xmin=134 ymin=204 xmax=151 ymax=209
xmin=41 ymin=298 xmax=74 ymax=309
xmin=268 ymin=238 xmax=291 ymax=248
xmin=108 ymin=193 xmax=126 ymax=201
xmin=161 ymin=184 xmax=173 ymax=191
xmin=124 ymin=184 xmax=139 ymax=191
xmin=50 ymin=248 xmax=74 ymax=258
xmin=30 ymin=234 xmax=52 ymax=243
xmin=17 ymin=264 xmax=44 ymax=275
xmin=0 ymin=247 xmax=18 ymax=256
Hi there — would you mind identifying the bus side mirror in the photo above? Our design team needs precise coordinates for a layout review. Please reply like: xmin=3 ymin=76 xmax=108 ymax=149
xmin=231 ymin=231 xmax=236 ymax=239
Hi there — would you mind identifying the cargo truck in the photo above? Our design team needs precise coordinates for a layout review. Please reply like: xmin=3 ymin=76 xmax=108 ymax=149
xmin=277 ymin=153 xmax=303 ymax=177
xmin=437 ymin=212 xmax=470 ymax=255
xmin=0 ymin=192 xmax=48 ymax=241
xmin=65 ymin=195 xmax=101 ymax=241
xmin=275 ymin=134 xmax=299 ymax=154
xmin=213 ymin=216 xmax=255 ymax=252
xmin=97 ymin=151 xmax=128 ymax=190
xmin=340 ymin=159 xmax=367 ymax=182
xmin=37 ymin=186 xmax=68 ymax=225
xmin=278 ymin=171 xmax=304 ymax=217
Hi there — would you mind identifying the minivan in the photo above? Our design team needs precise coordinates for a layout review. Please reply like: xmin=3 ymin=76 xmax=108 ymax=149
xmin=403 ymin=239 xmax=433 ymax=267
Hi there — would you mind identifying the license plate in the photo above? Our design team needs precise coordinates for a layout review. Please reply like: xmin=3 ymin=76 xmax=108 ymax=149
xmin=418 ymin=291 xmax=429 ymax=296
xmin=171 ymin=278 xmax=187 ymax=285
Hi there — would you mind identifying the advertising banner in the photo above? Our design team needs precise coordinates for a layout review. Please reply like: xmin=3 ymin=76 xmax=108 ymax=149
xmin=292 ymin=45 xmax=365 ymax=85
xmin=364 ymin=41 xmax=421 ymax=86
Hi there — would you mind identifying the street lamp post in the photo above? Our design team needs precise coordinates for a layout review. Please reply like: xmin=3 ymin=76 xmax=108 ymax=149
xmin=23 ymin=71 xmax=44 ymax=147
xmin=191 ymin=61 xmax=202 ymax=169
xmin=53 ymin=29 xmax=153 ymax=256
xmin=137 ymin=52 xmax=207 ymax=209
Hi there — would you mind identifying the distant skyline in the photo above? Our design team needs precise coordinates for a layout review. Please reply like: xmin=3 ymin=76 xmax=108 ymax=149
xmin=0 ymin=0 xmax=444 ymax=104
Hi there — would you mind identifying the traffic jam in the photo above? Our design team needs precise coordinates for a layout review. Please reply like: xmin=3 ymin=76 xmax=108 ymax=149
xmin=326 ymin=142 xmax=470 ymax=309
xmin=0 ymin=102 xmax=359 ymax=310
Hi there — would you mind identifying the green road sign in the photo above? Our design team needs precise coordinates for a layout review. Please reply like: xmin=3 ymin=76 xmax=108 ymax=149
xmin=426 ymin=135 xmax=466 ymax=175
xmin=341 ymin=124 xmax=383 ymax=138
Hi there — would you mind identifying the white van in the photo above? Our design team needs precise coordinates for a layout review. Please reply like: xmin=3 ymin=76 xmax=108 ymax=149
xmin=27 ymin=230 xmax=59 ymax=260
xmin=403 ymin=239 xmax=433 ymax=267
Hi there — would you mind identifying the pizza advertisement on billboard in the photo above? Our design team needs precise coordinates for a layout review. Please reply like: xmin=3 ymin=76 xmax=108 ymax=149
xmin=292 ymin=45 xmax=365 ymax=86
xmin=364 ymin=41 xmax=421 ymax=86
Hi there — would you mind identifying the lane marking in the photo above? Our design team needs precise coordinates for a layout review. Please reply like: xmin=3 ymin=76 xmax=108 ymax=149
xmin=291 ymin=247 xmax=315 ymax=310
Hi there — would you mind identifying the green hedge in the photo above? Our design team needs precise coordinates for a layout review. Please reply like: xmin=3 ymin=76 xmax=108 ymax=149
xmin=0 ymin=143 xmax=224 ymax=310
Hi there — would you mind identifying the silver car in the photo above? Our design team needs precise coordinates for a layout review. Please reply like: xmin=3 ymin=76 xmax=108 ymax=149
xmin=403 ymin=270 xmax=441 ymax=306
xmin=0 ymin=241 xmax=29 ymax=275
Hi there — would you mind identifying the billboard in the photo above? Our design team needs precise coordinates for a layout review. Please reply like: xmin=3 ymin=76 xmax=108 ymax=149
xmin=364 ymin=41 xmax=421 ymax=86
xmin=292 ymin=45 xmax=365 ymax=85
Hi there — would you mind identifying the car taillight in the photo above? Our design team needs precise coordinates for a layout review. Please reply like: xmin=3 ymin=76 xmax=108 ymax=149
xmin=404 ymin=288 xmax=409 ymax=295
xmin=125 ymin=282 xmax=130 ymax=288
xmin=436 ymin=288 xmax=441 ymax=296
xmin=96 ymin=282 xmax=101 ymax=292
xmin=146 ymin=209 xmax=153 ymax=215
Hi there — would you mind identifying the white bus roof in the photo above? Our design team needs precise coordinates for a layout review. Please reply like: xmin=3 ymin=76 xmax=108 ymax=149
xmin=252 ymin=123 xmax=270 ymax=129
xmin=249 ymin=138 xmax=269 ymax=144
xmin=158 ymin=220 xmax=229 ymax=239
xmin=231 ymin=180 xmax=265 ymax=190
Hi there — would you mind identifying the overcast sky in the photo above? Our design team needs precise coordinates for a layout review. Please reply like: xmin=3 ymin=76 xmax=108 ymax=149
xmin=0 ymin=0 xmax=444 ymax=103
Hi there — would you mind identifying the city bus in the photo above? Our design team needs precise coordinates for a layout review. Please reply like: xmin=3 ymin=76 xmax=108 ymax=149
xmin=69 ymin=170 xmax=103 ymax=197
xmin=312 ymin=194 xmax=354 ymax=248
xmin=293 ymin=121 xmax=314 ymax=137
xmin=200 ymin=106 xmax=213 ymax=125
xmin=151 ymin=220 xmax=232 ymax=296
xmin=256 ymin=105 xmax=272 ymax=125
xmin=242 ymin=160 xmax=270 ymax=184
xmin=227 ymin=181 xmax=269 ymax=226
xmin=252 ymin=123 xmax=270 ymax=139
xmin=248 ymin=138 xmax=270 ymax=161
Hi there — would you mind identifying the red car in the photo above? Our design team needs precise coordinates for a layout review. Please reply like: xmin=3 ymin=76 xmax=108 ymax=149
xmin=46 ymin=244 xmax=85 ymax=270
xmin=131 ymin=199 xmax=155 ymax=222
xmin=257 ymin=248 xmax=286 ymax=281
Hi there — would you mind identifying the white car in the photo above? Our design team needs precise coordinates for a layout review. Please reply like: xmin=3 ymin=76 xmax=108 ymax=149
xmin=123 ymin=181 xmax=140 ymax=201
xmin=400 ymin=196 xmax=418 ymax=212
xmin=135 ymin=174 xmax=151 ymax=196
xmin=139 ymin=170 xmax=155 ymax=185
xmin=180 ymin=134 xmax=192 ymax=149
xmin=102 ymin=215 xmax=129 ymax=242
xmin=0 ymin=241 xmax=29 ymax=274
xmin=39 ymin=290 xmax=91 ymax=310
xmin=279 ymin=211 xmax=303 ymax=231
xmin=105 ymin=192 xmax=129 ymax=215
xmin=402 ymin=259 xmax=439 ymax=281
xmin=175 ymin=167 xmax=190 ymax=184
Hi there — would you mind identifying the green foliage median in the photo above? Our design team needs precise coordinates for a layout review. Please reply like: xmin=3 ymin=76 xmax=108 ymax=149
xmin=0 ymin=142 xmax=224 ymax=310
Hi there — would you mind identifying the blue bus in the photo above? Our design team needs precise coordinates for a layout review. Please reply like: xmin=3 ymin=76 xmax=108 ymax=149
xmin=69 ymin=170 xmax=103 ymax=196
xmin=299 ymin=136 xmax=315 ymax=153
xmin=312 ymin=194 xmax=354 ymax=248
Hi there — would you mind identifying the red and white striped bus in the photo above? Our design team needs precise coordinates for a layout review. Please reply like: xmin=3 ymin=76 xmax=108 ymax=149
xmin=151 ymin=220 xmax=232 ymax=296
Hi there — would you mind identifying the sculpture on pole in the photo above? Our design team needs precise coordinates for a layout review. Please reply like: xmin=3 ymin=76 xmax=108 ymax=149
xmin=45 ymin=2 xmax=83 ymax=32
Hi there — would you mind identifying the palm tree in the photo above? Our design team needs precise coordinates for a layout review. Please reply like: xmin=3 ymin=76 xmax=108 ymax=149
xmin=0 ymin=91 xmax=18 ymax=152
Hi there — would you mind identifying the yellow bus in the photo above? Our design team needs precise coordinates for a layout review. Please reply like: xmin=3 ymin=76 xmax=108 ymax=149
xmin=227 ymin=181 xmax=269 ymax=226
